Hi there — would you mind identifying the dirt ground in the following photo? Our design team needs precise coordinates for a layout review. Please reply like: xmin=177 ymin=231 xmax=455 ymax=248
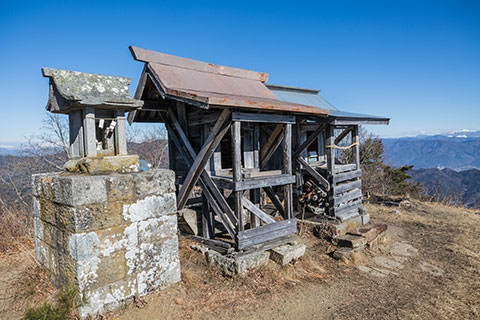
xmin=1 ymin=201 xmax=479 ymax=320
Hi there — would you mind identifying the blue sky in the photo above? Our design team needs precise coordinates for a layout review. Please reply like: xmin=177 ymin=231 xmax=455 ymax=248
xmin=1 ymin=0 xmax=479 ymax=144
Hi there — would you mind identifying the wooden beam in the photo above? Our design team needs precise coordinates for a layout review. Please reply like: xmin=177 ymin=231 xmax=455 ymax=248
xmin=333 ymin=170 xmax=362 ymax=184
xmin=181 ymin=234 xmax=234 ymax=255
xmin=260 ymin=125 xmax=284 ymax=169
xmin=232 ymin=111 xmax=296 ymax=124
xmin=326 ymin=124 xmax=335 ymax=217
xmin=235 ymin=174 xmax=295 ymax=191
xmin=176 ymin=109 xmax=231 ymax=209
xmin=260 ymin=124 xmax=283 ymax=163
xmin=334 ymin=180 xmax=362 ymax=195
xmin=330 ymin=199 xmax=363 ymax=215
xmin=335 ymin=164 xmax=357 ymax=173
xmin=241 ymin=197 xmax=275 ymax=224
xmin=232 ymin=120 xmax=244 ymax=233
xmin=331 ymin=189 xmax=362 ymax=207
xmin=353 ymin=125 xmax=360 ymax=170
xmin=293 ymin=123 xmax=327 ymax=159
xmin=162 ymin=112 xmax=238 ymax=236
xmin=296 ymin=157 xmax=330 ymax=191
xmin=283 ymin=123 xmax=293 ymax=219
xmin=263 ymin=186 xmax=285 ymax=217
xmin=236 ymin=219 xmax=297 ymax=250
xmin=334 ymin=127 xmax=352 ymax=145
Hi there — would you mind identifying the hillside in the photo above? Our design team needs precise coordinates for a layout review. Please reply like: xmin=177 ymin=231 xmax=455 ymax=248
xmin=411 ymin=168 xmax=480 ymax=208
xmin=383 ymin=136 xmax=480 ymax=170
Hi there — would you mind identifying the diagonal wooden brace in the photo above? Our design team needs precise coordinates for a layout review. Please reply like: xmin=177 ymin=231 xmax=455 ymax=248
xmin=296 ymin=157 xmax=330 ymax=191
xmin=163 ymin=110 xmax=238 ymax=232
xmin=163 ymin=116 xmax=237 ymax=238
xmin=293 ymin=123 xmax=327 ymax=159
xmin=260 ymin=124 xmax=284 ymax=169
xmin=176 ymin=108 xmax=231 ymax=209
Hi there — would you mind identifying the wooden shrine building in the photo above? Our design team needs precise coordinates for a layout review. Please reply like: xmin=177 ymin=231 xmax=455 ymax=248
xmin=127 ymin=46 xmax=389 ymax=253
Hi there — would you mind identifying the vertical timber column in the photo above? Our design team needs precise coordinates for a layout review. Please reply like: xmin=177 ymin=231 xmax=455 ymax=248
xmin=326 ymin=124 xmax=335 ymax=217
xmin=69 ymin=110 xmax=84 ymax=158
xmin=232 ymin=120 xmax=244 ymax=232
xmin=115 ymin=110 xmax=128 ymax=155
xmin=201 ymin=125 xmax=213 ymax=238
xmin=294 ymin=119 xmax=304 ymax=212
xmin=83 ymin=108 xmax=97 ymax=157
xmin=353 ymin=125 xmax=360 ymax=170
xmin=250 ymin=124 xmax=260 ymax=228
xmin=283 ymin=123 xmax=293 ymax=219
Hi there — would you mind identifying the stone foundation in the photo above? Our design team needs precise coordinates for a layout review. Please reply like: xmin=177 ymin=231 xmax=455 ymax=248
xmin=32 ymin=169 xmax=181 ymax=319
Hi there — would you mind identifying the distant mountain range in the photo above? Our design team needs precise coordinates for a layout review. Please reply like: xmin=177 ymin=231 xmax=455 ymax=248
xmin=383 ymin=129 xmax=480 ymax=170
xmin=411 ymin=168 xmax=480 ymax=208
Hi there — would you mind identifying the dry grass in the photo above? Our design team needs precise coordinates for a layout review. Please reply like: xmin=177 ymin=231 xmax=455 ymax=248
xmin=0 ymin=205 xmax=34 ymax=254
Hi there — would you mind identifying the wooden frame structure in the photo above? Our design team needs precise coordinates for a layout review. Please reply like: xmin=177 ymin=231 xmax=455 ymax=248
xmin=128 ymin=46 xmax=390 ymax=253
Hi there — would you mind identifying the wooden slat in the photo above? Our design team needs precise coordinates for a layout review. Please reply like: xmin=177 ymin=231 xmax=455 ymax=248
xmin=332 ymin=189 xmax=362 ymax=207
xmin=330 ymin=199 xmax=363 ymax=215
xmin=237 ymin=234 xmax=297 ymax=256
xmin=333 ymin=169 xmax=362 ymax=184
xmin=232 ymin=111 xmax=296 ymax=124
xmin=241 ymin=197 xmax=275 ymax=224
xmin=236 ymin=219 xmax=297 ymax=250
xmin=334 ymin=180 xmax=362 ymax=195
xmin=234 ymin=174 xmax=296 ymax=191
xmin=177 ymin=109 xmax=231 ymax=209
xmin=296 ymin=157 xmax=330 ymax=191
xmin=181 ymin=234 xmax=234 ymax=255
xmin=335 ymin=164 xmax=357 ymax=173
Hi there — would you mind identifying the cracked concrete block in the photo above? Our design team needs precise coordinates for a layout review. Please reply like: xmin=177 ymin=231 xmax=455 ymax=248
xmin=270 ymin=242 xmax=306 ymax=266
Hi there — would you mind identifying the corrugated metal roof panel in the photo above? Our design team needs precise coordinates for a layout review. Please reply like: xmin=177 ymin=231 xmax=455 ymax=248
xmin=266 ymin=83 xmax=389 ymax=123
xmin=267 ymin=86 xmax=338 ymax=111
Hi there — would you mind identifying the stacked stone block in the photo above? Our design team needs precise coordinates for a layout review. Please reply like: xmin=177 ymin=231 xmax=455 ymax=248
xmin=32 ymin=169 xmax=180 ymax=319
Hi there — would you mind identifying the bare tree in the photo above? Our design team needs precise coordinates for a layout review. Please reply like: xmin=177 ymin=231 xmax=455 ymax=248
xmin=23 ymin=113 xmax=69 ymax=171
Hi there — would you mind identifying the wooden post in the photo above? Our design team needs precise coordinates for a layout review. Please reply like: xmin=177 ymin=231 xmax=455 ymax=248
xmin=326 ymin=124 xmax=335 ymax=217
xmin=232 ymin=120 xmax=244 ymax=232
xmin=283 ymin=123 xmax=293 ymax=219
xmin=115 ymin=110 xmax=128 ymax=155
xmin=202 ymin=193 xmax=213 ymax=238
xmin=83 ymin=108 xmax=97 ymax=157
xmin=353 ymin=125 xmax=360 ymax=170
xmin=250 ymin=124 xmax=260 ymax=228
xmin=68 ymin=110 xmax=84 ymax=159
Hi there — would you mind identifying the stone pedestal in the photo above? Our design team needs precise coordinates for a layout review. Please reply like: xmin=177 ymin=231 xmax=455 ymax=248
xmin=32 ymin=169 xmax=181 ymax=319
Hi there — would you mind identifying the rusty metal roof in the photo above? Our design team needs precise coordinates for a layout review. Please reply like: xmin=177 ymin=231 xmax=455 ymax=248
xmin=129 ymin=46 xmax=330 ymax=116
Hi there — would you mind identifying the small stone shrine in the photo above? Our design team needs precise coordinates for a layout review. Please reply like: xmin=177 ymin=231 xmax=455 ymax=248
xmin=34 ymin=68 xmax=181 ymax=318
